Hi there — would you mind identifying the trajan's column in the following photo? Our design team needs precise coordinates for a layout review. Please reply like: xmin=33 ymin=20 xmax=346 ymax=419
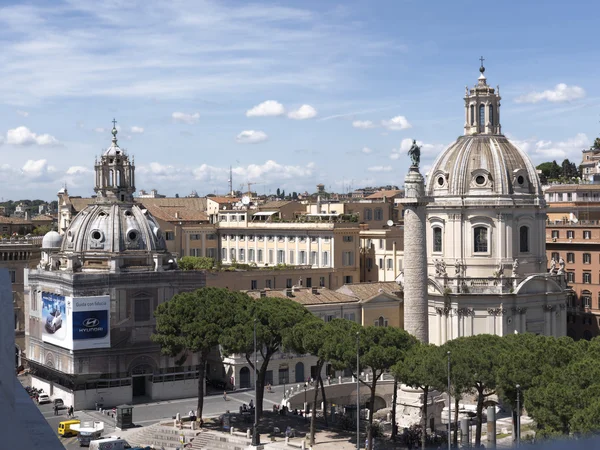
xmin=399 ymin=140 xmax=430 ymax=342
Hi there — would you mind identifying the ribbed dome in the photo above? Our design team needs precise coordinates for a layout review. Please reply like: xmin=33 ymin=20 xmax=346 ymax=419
xmin=61 ymin=203 xmax=166 ymax=254
xmin=426 ymin=135 xmax=542 ymax=199
xmin=42 ymin=230 xmax=62 ymax=249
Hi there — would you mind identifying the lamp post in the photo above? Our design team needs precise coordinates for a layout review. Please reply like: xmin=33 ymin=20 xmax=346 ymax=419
xmin=303 ymin=383 xmax=308 ymax=422
xmin=356 ymin=331 xmax=360 ymax=450
xmin=447 ymin=351 xmax=451 ymax=450
xmin=515 ymin=384 xmax=520 ymax=448
xmin=252 ymin=318 xmax=260 ymax=446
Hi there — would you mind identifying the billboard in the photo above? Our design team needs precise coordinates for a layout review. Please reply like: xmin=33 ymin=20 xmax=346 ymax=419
xmin=41 ymin=293 xmax=110 ymax=350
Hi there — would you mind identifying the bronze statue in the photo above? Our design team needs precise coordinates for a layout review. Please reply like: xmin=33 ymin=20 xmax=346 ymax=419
xmin=408 ymin=139 xmax=421 ymax=167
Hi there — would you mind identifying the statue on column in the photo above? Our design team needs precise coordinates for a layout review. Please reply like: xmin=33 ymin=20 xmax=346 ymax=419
xmin=557 ymin=257 xmax=565 ymax=275
xmin=408 ymin=139 xmax=421 ymax=168
xmin=548 ymin=258 xmax=556 ymax=273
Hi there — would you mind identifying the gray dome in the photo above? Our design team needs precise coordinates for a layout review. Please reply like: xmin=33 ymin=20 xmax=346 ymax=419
xmin=61 ymin=203 xmax=166 ymax=254
xmin=426 ymin=135 xmax=542 ymax=199
xmin=42 ymin=230 xmax=62 ymax=249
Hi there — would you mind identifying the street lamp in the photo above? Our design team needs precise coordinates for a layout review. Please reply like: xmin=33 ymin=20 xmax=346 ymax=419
xmin=303 ymin=383 xmax=308 ymax=422
xmin=356 ymin=331 xmax=360 ymax=450
xmin=252 ymin=318 xmax=260 ymax=446
xmin=516 ymin=384 xmax=521 ymax=448
xmin=447 ymin=351 xmax=451 ymax=450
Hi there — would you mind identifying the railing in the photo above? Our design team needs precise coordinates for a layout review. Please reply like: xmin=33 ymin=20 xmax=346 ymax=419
xmin=547 ymin=219 xmax=600 ymax=226
xmin=440 ymin=277 xmax=517 ymax=294
xmin=0 ymin=235 xmax=43 ymax=246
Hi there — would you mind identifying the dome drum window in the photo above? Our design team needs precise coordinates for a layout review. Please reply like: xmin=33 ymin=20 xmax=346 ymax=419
xmin=127 ymin=229 xmax=139 ymax=242
xmin=512 ymin=169 xmax=530 ymax=192
xmin=470 ymin=169 xmax=493 ymax=189
xmin=432 ymin=171 xmax=449 ymax=189
xmin=89 ymin=229 xmax=105 ymax=249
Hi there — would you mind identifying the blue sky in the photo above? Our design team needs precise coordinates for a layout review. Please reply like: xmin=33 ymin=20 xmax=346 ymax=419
xmin=0 ymin=0 xmax=598 ymax=201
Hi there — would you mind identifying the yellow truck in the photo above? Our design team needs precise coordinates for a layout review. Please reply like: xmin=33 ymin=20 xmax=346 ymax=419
xmin=58 ymin=419 xmax=81 ymax=437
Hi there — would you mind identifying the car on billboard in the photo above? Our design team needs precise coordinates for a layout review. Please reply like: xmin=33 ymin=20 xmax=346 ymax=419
xmin=45 ymin=308 xmax=63 ymax=333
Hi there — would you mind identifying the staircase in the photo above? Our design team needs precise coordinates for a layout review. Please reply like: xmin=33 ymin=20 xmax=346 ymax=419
xmin=190 ymin=431 xmax=252 ymax=450
xmin=126 ymin=423 xmax=198 ymax=450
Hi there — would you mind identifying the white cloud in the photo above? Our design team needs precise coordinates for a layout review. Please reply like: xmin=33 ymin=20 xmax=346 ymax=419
xmin=236 ymin=130 xmax=268 ymax=144
xmin=6 ymin=126 xmax=59 ymax=146
xmin=172 ymin=112 xmax=200 ymax=124
xmin=130 ymin=126 xmax=144 ymax=133
xmin=21 ymin=159 xmax=56 ymax=179
xmin=352 ymin=120 xmax=377 ymax=129
xmin=246 ymin=100 xmax=285 ymax=117
xmin=361 ymin=147 xmax=373 ymax=154
xmin=367 ymin=165 xmax=392 ymax=172
xmin=16 ymin=110 xmax=28 ymax=117
xmin=233 ymin=160 xmax=314 ymax=180
xmin=66 ymin=166 xmax=92 ymax=175
xmin=515 ymin=133 xmax=589 ymax=160
xmin=382 ymin=115 xmax=411 ymax=130
xmin=288 ymin=104 xmax=317 ymax=120
xmin=516 ymin=83 xmax=586 ymax=104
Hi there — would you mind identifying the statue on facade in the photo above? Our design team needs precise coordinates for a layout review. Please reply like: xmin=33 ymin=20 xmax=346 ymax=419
xmin=548 ymin=257 xmax=556 ymax=273
xmin=434 ymin=259 xmax=447 ymax=277
xmin=454 ymin=259 xmax=463 ymax=277
xmin=408 ymin=139 xmax=421 ymax=168
xmin=557 ymin=257 xmax=565 ymax=275
xmin=512 ymin=259 xmax=519 ymax=277
xmin=493 ymin=261 xmax=504 ymax=278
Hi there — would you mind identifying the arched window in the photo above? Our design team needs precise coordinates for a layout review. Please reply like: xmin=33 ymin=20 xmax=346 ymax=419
xmin=474 ymin=226 xmax=488 ymax=253
xmin=519 ymin=226 xmax=529 ymax=253
xmin=433 ymin=227 xmax=442 ymax=252
xmin=116 ymin=169 xmax=121 ymax=187
xmin=109 ymin=170 xmax=114 ymax=186
xmin=489 ymin=104 xmax=494 ymax=126
xmin=470 ymin=105 xmax=475 ymax=125
xmin=479 ymin=104 xmax=485 ymax=128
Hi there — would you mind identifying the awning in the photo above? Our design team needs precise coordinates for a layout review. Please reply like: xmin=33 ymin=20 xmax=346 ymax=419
xmin=253 ymin=211 xmax=277 ymax=216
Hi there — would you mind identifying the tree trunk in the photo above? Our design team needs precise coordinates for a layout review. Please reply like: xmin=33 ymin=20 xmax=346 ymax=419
xmin=197 ymin=356 xmax=206 ymax=419
xmin=475 ymin=389 xmax=484 ymax=447
xmin=319 ymin=371 xmax=328 ymax=427
xmin=256 ymin=362 xmax=266 ymax=417
xmin=367 ymin=373 xmax=378 ymax=450
xmin=391 ymin=377 xmax=398 ymax=440
xmin=421 ymin=386 xmax=429 ymax=450
xmin=453 ymin=396 xmax=460 ymax=447
xmin=310 ymin=360 xmax=324 ymax=447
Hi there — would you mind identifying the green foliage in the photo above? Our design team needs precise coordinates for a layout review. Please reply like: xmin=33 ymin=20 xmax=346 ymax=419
xmin=32 ymin=224 xmax=52 ymax=236
xmin=178 ymin=256 xmax=215 ymax=270
xmin=536 ymin=159 xmax=580 ymax=184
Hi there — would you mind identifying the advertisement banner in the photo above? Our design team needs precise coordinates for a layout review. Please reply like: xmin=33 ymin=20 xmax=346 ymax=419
xmin=41 ymin=293 xmax=110 ymax=350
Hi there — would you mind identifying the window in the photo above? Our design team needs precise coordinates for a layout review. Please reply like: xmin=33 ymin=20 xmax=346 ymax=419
xmin=387 ymin=258 xmax=393 ymax=270
xmin=278 ymin=250 xmax=285 ymax=264
xmin=567 ymin=253 xmax=575 ymax=263
xmin=326 ymin=315 xmax=335 ymax=322
xmin=364 ymin=208 xmax=373 ymax=221
xmin=239 ymin=249 xmax=245 ymax=262
xmin=479 ymin=104 xmax=485 ymax=127
xmin=344 ymin=275 xmax=353 ymax=284
xmin=379 ymin=239 xmax=384 ymax=249
xmin=519 ymin=226 xmax=529 ymax=253
xmin=343 ymin=236 xmax=354 ymax=243
xmin=319 ymin=276 xmax=325 ymax=287
xmin=310 ymin=251 xmax=318 ymax=265
xmin=470 ymin=104 xmax=475 ymax=125
xmin=582 ymin=291 xmax=592 ymax=308
xmin=268 ymin=249 xmax=274 ymax=264
xmin=567 ymin=193 xmax=572 ymax=201
xmin=265 ymin=279 xmax=272 ymax=289
xmin=489 ymin=104 xmax=493 ymax=125
xmin=567 ymin=230 xmax=574 ymax=239
xmin=286 ymin=278 xmax=292 ymax=288
xmin=9 ymin=270 xmax=16 ymax=283
xmin=299 ymin=251 xmax=306 ymax=264
xmin=207 ymin=248 xmax=216 ymax=259
xmin=551 ymin=252 xmax=559 ymax=261
xmin=473 ymin=227 xmax=488 ymax=253
xmin=190 ymin=248 xmax=201 ymax=257
xmin=249 ymin=249 xmax=255 ymax=262
xmin=190 ymin=234 xmax=201 ymax=240
xmin=207 ymin=234 xmax=216 ymax=240
xmin=165 ymin=231 xmax=175 ymax=240
xmin=322 ymin=251 xmax=329 ymax=266
xmin=584 ymin=253 xmax=592 ymax=264
xmin=379 ymin=258 xmax=383 ymax=268
xmin=551 ymin=230 xmax=559 ymax=239
xmin=344 ymin=313 xmax=356 ymax=322
xmin=135 ymin=298 xmax=151 ymax=322
xmin=374 ymin=208 xmax=383 ymax=221
xmin=375 ymin=316 xmax=388 ymax=327
xmin=230 ymin=248 xmax=236 ymax=261
xmin=257 ymin=249 xmax=263 ymax=263
xmin=289 ymin=251 xmax=294 ymax=265
xmin=584 ymin=273 xmax=592 ymax=284
xmin=433 ymin=227 xmax=442 ymax=252
xmin=342 ymin=251 xmax=355 ymax=266
xmin=219 ymin=215 xmax=227 ymax=222
xmin=584 ymin=230 xmax=592 ymax=239
xmin=251 ymin=280 xmax=257 ymax=290
xmin=306 ymin=277 xmax=312 ymax=288
xmin=367 ymin=258 xmax=373 ymax=270
xmin=221 ymin=248 xmax=227 ymax=260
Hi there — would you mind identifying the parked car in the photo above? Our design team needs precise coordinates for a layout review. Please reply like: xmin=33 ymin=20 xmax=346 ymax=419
xmin=45 ymin=309 xmax=63 ymax=333
xmin=38 ymin=394 xmax=51 ymax=404
xmin=54 ymin=398 xmax=64 ymax=408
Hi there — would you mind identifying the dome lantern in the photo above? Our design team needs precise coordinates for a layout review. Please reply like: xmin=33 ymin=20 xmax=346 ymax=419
xmin=464 ymin=57 xmax=501 ymax=136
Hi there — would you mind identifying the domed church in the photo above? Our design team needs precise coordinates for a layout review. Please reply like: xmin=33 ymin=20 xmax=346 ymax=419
xmin=401 ymin=63 xmax=571 ymax=346
xmin=25 ymin=123 xmax=207 ymax=408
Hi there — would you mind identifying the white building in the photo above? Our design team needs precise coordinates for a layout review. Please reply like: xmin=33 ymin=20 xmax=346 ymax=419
xmin=418 ymin=64 xmax=570 ymax=344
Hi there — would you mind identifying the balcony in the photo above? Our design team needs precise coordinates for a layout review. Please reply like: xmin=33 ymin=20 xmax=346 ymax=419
xmin=547 ymin=219 xmax=600 ymax=227
xmin=440 ymin=277 xmax=517 ymax=295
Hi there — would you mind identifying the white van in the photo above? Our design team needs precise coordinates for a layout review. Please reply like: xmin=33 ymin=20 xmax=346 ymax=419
xmin=88 ymin=437 xmax=131 ymax=450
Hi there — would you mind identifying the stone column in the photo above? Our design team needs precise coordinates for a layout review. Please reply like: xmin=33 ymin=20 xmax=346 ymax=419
xmin=399 ymin=167 xmax=430 ymax=343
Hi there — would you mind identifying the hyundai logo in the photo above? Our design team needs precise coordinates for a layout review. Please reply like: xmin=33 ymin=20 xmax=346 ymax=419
xmin=82 ymin=318 xmax=100 ymax=328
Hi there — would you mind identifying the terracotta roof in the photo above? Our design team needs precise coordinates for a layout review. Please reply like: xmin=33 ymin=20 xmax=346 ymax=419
xmin=0 ymin=216 xmax=32 ymax=224
xmin=68 ymin=197 xmax=94 ymax=213
xmin=143 ymin=204 xmax=209 ymax=223
xmin=260 ymin=200 xmax=299 ymax=209
xmin=31 ymin=214 xmax=55 ymax=222
xmin=365 ymin=190 xmax=404 ymax=200
xmin=65 ymin=196 xmax=208 ymax=213
xmin=208 ymin=197 xmax=239 ymax=204
xmin=336 ymin=282 xmax=403 ymax=300
xmin=247 ymin=287 xmax=357 ymax=305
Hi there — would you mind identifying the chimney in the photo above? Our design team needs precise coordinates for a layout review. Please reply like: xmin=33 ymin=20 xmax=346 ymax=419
xmin=311 ymin=287 xmax=318 ymax=295
xmin=175 ymin=211 xmax=180 ymax=219
xmin=285 ymin=288 xmax=293 ymax=297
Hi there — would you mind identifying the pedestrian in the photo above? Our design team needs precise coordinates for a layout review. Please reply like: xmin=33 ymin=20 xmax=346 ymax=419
xmin=327 ymin=375 xmax=331 ymax=385
xmin=223 ymin=391 xmax=227 ymax=401
xmin=249 ymin=399 xmax=254 ymax=409
xmin=54 ymin=404 xmax=59 ymax=416
xmin=69 ymin=405 xmax=74 ymax=417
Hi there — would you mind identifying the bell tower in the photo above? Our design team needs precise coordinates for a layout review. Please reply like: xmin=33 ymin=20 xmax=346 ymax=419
xmin=94 ymin=119 xmax=136 ymax=203
xmin=464 ymin=57 xmax=501 ymax=136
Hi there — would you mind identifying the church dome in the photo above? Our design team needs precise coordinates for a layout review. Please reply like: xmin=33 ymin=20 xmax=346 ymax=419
xmin=426 ymin=135 xmax=542 ymax=198
xmin=61 ymin=203 xmax=166 ymax=254
xmin=42 ymin=230 xmax=62 ymax=249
